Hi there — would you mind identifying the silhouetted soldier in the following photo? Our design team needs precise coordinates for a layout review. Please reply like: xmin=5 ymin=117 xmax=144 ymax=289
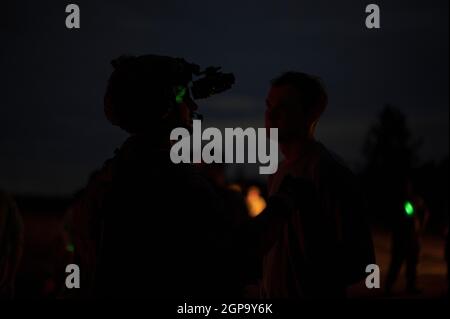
xmin=68 ymin=55 xmax=235 ymax=298
xmin=258 ymin=72 xmax=375 ymax=298
xmin=385 ymin=178 xmax=429 ymax=295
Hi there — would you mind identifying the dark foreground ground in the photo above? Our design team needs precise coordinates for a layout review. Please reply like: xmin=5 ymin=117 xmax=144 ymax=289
xmin=14 ymin=208 xmax=449 ymax=299
xmin=348 ymin=227 xmax=448 ymax=299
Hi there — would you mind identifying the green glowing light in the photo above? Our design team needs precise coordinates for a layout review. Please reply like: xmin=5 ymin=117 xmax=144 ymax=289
xmin=66 ymin=243 xmax=75 ymax=253
xmin=404 ymin=201 xmax=414 ymax=216
xmin=175 ymin=86 xmax=187 ymax=104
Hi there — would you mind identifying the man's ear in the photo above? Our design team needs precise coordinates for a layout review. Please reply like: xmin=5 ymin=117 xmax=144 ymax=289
xmin=307 ymin=100 xmax=326 ymax=132
xmin=306 ymin=108 xmax=322 ymax=137
xmin=308 ymin=119 xmax=319 ymax=138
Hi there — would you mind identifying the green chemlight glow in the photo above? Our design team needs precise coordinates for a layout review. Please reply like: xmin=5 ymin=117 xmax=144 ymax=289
xmin=404 ymin=201 xmax=414 ymax=216
xmin=66 ymin=243 xmax=75 ymax=253
xmin=175 ymin=86 xmax=187 ymax=104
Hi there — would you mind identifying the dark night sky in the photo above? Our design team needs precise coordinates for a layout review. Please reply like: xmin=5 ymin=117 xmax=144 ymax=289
xmin=1 ymin=0 xmax=448 ymax=195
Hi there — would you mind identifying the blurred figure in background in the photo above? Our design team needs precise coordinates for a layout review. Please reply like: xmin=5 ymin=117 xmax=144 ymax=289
xmin=63 ymin=167 xmax=114 ymax=298
xmin=446 ymin=221 xmax=450 ymax=296
xmin=0 ymin=190 xmax=24 ymax=299
xmin=385 ymin=178 xmax=429 ymax=295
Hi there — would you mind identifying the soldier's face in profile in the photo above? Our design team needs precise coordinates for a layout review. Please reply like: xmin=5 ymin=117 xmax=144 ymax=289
xmin=265 ymin=85 xmax=307 ymax=143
